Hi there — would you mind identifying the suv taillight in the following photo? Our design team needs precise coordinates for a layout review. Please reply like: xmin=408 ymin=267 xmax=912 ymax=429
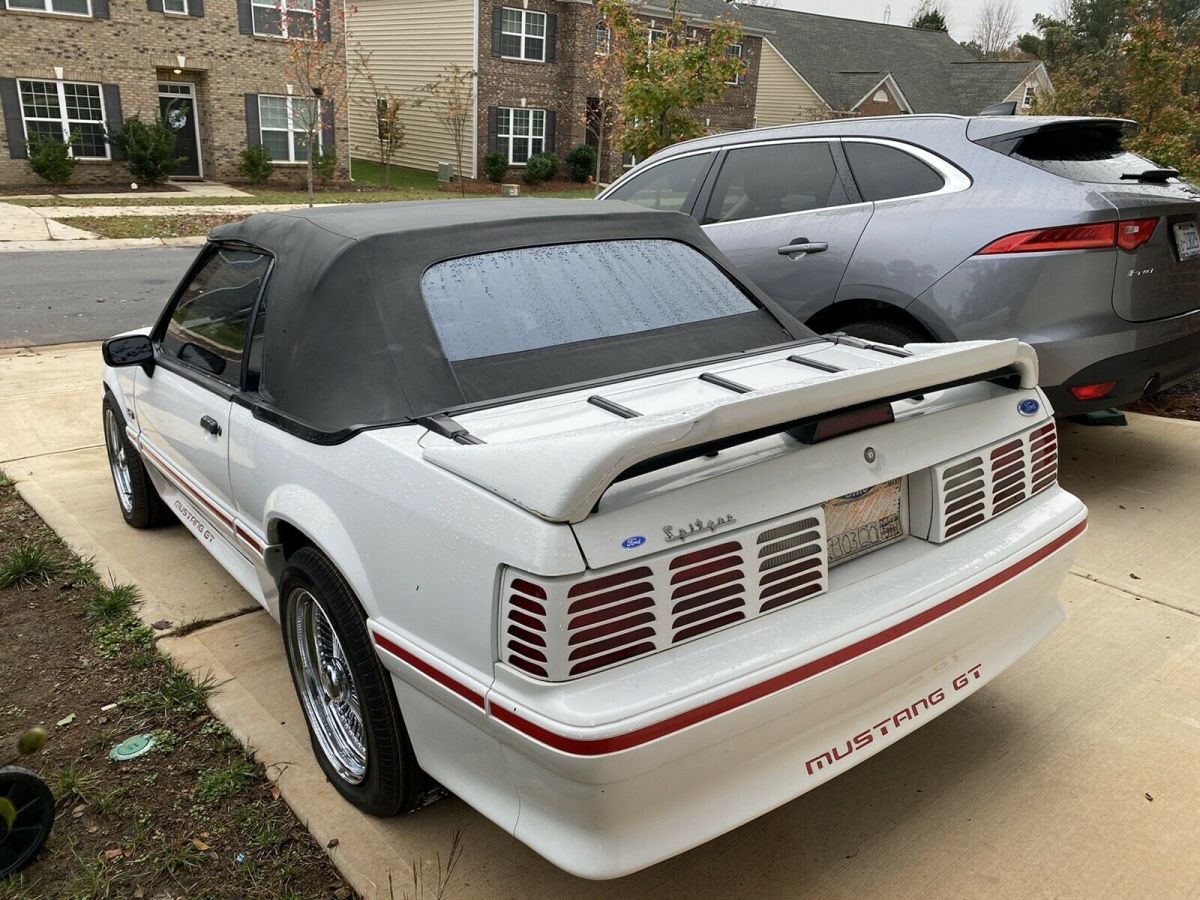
xmin=978 ymin=218 xmax=1157 ymax=255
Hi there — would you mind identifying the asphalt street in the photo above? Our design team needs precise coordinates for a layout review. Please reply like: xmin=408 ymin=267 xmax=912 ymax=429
xmin=0 ymin=247 xmax=196 ymax=347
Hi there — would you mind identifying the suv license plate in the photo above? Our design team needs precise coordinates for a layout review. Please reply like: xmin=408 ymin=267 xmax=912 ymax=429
xmin=824 ymin=478 xmax=905 ymax=567
xmin=1174 ymin=221 xmax=1200 ymax=260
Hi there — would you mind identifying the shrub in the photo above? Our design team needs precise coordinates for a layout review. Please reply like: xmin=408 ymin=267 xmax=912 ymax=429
xmin=482 ymin=151 xmax=509 ymax=183
xmin=565 ymin=144 xmax=597 ymax=183
xmin=239 ymin=146 xmax=274 ymax=184
xmin=522 ymin=152 xmax=558 ymax=186
xmin=26 ymin=133 xmax=76 ymax=185
xmin=108 ymin=113 xmax=181 ymax=185
xmin=312 ymin=146 xmax=338 ymax=185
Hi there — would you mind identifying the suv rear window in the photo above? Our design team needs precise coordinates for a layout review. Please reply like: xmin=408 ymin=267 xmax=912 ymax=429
xmin=1005 ymin=124 xmax=1161 ymax=184
xmin=844 ymin=141 xmax=945 ymax=201
xmin=421 ymin=239 xmax=759 ymax=360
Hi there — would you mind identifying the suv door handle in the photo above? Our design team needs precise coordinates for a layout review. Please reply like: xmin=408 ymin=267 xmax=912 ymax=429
xmin=777 ymin=239 xmax=829 ymax=257
xmin=200 ymin=415 xmax=222 ymax=437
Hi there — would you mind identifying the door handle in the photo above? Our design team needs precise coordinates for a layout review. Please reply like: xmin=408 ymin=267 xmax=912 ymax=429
xmin=200 ymin=415 xmax=222 ymax=437
xmin=777 ymin=240 xmax=829 ymax=257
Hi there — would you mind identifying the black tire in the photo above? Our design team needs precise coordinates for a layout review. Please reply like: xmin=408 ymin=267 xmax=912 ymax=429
xmin=280 ymin=547 xmax=425 ymax=816
xmin=102 ymin=393 xmax=170 ymax=529
xmin=0 ymin=766 xmax=55 ymax=879
xmin=840 ymin=319 xmax=930 ymax=347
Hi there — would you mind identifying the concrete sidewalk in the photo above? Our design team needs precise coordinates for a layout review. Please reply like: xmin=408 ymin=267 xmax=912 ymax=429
xmin=3 ymin=343 xmax=1199 ymax=899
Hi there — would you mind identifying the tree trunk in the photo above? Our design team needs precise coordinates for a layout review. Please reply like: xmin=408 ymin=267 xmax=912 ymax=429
xmin=306 ymin=141 xmax=315 ymax=208
xmin=594 ymin=107 xmax=606 ymax=196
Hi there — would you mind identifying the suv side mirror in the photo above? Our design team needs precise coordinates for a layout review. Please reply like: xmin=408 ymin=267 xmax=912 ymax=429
xmin=102 ymin=334 xmax=155 ymax=375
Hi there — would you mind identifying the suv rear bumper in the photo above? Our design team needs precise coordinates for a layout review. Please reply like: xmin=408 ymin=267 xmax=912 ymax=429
xmin=1044 ymin=319 xmax=1200 ymax=415
xmin=371 ymin=490 xmax=1086 ymax=879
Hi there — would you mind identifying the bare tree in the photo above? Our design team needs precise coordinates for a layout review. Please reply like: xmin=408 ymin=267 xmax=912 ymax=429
xmin=419 ymin=64 xmax=477 ymax=198
xmin=352 ymin=46 xmax=408 ymax=188
xmin=973 ymin=0 xmax=1020 ymax=59
xmin=284 ymin=0 xmax=351 ymax=206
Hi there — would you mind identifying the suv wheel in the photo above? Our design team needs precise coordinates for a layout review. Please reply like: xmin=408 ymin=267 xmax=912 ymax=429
xmin=841 ymin=320 xmax=930 ymax=347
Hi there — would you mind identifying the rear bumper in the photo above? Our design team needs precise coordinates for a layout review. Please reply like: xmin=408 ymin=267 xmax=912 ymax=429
xmin=1043 ymin=317 xmax=1200 ymax=415
xmin=371 ymin=490 xmax=1086 ymax=878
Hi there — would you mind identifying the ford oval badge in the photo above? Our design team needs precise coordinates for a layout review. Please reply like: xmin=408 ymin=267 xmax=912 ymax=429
xmin=621 ymin=536 xmax=646 ymax=549
xmin=1018 ymin=398 xmax=1041 ymax=416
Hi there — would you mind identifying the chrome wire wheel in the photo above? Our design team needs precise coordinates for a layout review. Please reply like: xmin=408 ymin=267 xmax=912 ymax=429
xmin=104 ymin=407 xmax=134 ymax=514
xmin=287 ymin=587 xmax=368 ymax=785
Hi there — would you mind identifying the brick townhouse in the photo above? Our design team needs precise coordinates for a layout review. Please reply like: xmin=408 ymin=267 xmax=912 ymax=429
xmin=0 ymin=0 xmax=349 ymax=186
xmin=348 ymin=0 xmax=764 ymax=182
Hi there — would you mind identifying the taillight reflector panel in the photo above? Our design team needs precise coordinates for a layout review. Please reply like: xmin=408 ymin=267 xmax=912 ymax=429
xmin=978 ymin=218 xmax=1158 ymax=255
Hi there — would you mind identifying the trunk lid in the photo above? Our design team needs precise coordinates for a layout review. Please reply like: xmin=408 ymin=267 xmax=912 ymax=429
xmin=420 ymin=338 xmax=1038 ymax=565
xmin=1101 ymin=182 xmax=1200 ymax=321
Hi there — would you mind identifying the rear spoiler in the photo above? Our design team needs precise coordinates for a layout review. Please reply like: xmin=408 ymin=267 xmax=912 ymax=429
xmin=422 ymin=339 xmax=1038 ymax=524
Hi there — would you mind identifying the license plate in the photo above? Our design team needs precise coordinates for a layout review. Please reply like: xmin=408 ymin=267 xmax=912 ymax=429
xmin=1173 ymin=221 xmax=1200 ymax=260
xmin=824 ymin=478 xmax=905 ymax=566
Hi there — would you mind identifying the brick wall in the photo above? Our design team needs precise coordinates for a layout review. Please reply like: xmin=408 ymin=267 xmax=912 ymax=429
xmin=476 ymin=2 xmax=761 ymax=184
xmin=0 ymin=1 xmax=348 ymax=187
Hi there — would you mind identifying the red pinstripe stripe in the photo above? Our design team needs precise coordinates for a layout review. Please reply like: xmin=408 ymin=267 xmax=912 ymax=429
xmin=373 ymin=633 xmax=487 ymax=709
xmin=377 ymin=519 xmax=1086 ymax=756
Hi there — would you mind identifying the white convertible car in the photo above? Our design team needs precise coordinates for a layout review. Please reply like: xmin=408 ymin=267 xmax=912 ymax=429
xmin=101 ymin=200 xmax=1087 ymax=878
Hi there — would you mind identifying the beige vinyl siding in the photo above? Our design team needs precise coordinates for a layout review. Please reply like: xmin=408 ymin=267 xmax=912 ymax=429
xmin=754 ymin=39 xmax=827 ymax=127
xmin=348 ymin=0 xmax=475 ymax=176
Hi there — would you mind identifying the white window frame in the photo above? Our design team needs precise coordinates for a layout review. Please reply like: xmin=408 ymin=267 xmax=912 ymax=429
xmin=251 ymin=0 xmax=316 ymax=40
xmin=17 ymin=78 xmax=110 ymax=161
xmin=162 ymin=0 xmax=189 ymax=15
xmin=594 ymin=22 xmax=611 ymax=56
xmin=5 ymin=0 xmax=92 ymax=17
xmin=648 ymin=27 xmax=667 ymax=48
xmin=499 ymin=7 xmax=547 ymax=62
xmin=495 ymin=106 xmax=546 ymax=166
xmin=257 ymin=94 xmax=322 ymax=164
xmin=725 ymin=44 xmax=743 ymax=86
xmin=1022 ymin=83 xmax=1036 ymax=108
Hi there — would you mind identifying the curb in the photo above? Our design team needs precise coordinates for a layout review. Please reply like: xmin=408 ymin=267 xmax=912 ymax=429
xmin=0 ymin=236 xmax=206 ymax=253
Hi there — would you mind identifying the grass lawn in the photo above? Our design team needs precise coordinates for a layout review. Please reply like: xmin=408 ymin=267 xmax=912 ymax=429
xmin=57 ymin=214 xmax=247 ymax=239
xmin=5 ymin=160 xmax=593 ymax=208
xmin=0 ymin=469 xmax=349 ymax=899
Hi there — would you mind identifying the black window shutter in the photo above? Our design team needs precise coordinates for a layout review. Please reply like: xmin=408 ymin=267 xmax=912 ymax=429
xmin=102 ymin=84 xmax=124 ymax=159
xmin=244 ymin=94 xmax=261 ymax=147
xmin=91 ymin=0 xmax=109 ymax=18
xmin=146 ymin=0 xmax=163 ymax=10
xmin=545 ymin=14 xmax=557 ymax=62
xmin=318 ymin=0 xmax=330 ymax=41
xmin=236 ymin=0 xmax=253 ymax=34
xmin=491 ymin=7 xmax=502 ymax=57
xmin=487 ymin=106 xmax=498 ymax=154
xmin=544 ymin=110 xmax=556 ymax=155
xmin=320 ymin=100 xmax=335 ymax=155
xmin=0 ymin=78 xmax=27 ymax=160
xmin=188 ymin=0 xmax=203 ymax=17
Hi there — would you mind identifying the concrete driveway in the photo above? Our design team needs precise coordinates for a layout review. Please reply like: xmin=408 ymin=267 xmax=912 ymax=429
xmin=3 ymin=342 xmax=1198 ymax=899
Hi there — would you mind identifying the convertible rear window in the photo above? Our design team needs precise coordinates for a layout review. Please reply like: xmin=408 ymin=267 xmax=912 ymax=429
xmin=421 ymin=239 xmax=759 ymax=361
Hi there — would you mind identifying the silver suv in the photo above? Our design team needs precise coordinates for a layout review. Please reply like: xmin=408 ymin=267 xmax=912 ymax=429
xmin=600 ymin=115 xmax=1200 ymax=416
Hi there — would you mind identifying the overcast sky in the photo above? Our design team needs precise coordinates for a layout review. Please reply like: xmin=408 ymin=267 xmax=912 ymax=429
xmin=764 ymin=0 xmax=1057 ymax=42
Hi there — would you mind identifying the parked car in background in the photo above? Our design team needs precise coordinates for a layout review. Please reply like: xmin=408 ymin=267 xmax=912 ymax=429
xmin=601 ymin=115 xmax=1200 ymax=417
xmin=100 ymin=200 xmax=1086 ymax=878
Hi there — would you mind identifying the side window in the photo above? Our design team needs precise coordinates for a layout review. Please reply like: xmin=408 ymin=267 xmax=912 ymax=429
xmin=160 ymin=246 xmax=270 ymax=388
xmin=703 ymin=142 xmax=845 ymax=224
xmin=844 ymin=142 xmax=945 ymax=201
xmin=606 ymin=153 xmax=711 ymax=213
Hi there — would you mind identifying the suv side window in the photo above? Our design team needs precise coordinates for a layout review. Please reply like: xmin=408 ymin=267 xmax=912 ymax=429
xmin=703 ymin=141 xmax=846 ymax=224
xmin=606 ymin=153 xmax=712 ymax=213
xmin=844 ymin=141 xmax=945 ymax=201
xmin=160 ymin=246 xmax=270 ymax=388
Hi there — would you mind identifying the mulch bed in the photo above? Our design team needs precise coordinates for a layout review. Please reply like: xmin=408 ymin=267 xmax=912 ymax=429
xmin=1125 ymin=371 xmax=1200 ymax=421
xmin=0 ymin=183 xmax=184 ymax=197
xmin=0 ymin=479 xmax=350 ymax=899
xmin=57 ymin=214 xmax=247 ymax=240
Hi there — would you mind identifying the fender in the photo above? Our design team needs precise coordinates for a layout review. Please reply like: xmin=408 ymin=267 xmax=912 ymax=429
xmin=102 ymin=327 xmax=153 ymax=427
xmin=263 ymin=483 xmax=379 ymax=621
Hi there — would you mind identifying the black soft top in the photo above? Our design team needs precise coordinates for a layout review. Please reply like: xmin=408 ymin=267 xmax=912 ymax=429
xmin=209 ymin=199 xmax=806 ymax=433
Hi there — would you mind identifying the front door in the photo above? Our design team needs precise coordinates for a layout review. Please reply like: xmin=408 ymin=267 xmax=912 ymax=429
xmin=698 ymin=140 xmax=873 ymax=323
xmin=159 ymin=91 xmax=201 ymax=177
